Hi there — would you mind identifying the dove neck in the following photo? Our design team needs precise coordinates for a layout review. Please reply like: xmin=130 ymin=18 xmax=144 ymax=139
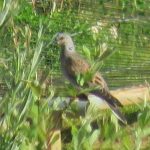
xmin=61 ymin=43 xmax=75 ymax=54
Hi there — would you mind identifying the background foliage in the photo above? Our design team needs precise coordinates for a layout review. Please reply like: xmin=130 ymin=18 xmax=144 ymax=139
xmin=0 ymin=0 xmax=150 ymax=149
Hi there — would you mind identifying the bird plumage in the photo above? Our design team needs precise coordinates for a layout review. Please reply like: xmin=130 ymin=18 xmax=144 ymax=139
xmin=55 ymin=33 xmax=127 ymax=124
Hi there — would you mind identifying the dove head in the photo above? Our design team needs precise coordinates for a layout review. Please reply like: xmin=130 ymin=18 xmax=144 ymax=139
xmin=56 ymin=33 xmax=75 ymax=51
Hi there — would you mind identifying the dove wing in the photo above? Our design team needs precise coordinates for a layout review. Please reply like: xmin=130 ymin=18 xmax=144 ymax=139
xmin=61 ymin=51 xmax=126 ymax=123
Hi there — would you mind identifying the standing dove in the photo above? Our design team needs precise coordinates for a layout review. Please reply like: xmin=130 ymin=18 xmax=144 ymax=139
xmin=55 ymin=32 xmax=127 ymax=124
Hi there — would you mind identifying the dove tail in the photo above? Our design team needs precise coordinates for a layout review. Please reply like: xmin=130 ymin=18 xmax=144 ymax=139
xmin=108 ymin=104 xmax=127 ymax=124
xmin=91 ymin=90 xmax=127 ymax=124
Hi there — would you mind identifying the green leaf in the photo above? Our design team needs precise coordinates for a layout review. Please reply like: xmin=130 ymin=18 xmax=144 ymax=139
xmin=138 ymin=107 xmax=150 ymax=129
xmin=0 ymin=0 xmax=11 ymax=27
xmin=89 ymin=129 xmax=100 ymax=146
xmin=82 ymin=45 xmax=91 ymax=61
xmin=77 ymin=74 xmax=85 ymax=86
xmin=30 ymin=82 xmax=42 ymax=99
xmin=50 ymin=132 xmax=60 ymax=145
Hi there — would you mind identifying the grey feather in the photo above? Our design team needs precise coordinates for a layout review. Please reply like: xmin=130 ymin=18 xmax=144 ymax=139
xmin=56 ymin=32 xmax=127 ymax=124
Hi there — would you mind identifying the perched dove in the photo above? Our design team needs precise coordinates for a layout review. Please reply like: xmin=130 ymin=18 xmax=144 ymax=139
xmin=55 ymin=32 xmax=127 ymax=124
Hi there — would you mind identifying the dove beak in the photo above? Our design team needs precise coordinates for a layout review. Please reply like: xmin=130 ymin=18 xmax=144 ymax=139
xmin=49 ymin=34 xmax=58 ymax=45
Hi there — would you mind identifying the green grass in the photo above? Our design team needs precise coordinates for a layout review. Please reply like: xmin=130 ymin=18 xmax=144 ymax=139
xmin=0 ymin=0 xmax=150 ymax=149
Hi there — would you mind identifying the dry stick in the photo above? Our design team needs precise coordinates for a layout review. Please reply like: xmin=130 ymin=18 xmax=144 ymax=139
xmin=111 ymin=85 xmax=150 ymax=106
xmin=47 ymin=85 xmax=149 ymax=150
xmin=47 ymin=111 xmax=62 ymax=150
xmin=92 ymin=85 xmax=150 ymax=109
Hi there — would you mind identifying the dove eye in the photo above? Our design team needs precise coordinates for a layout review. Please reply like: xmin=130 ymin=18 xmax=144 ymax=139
xmin=59 ymin=36 xmax=64 ymax=40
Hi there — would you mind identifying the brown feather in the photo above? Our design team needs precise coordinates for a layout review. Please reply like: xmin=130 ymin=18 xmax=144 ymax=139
xmin=57 ymin=33 xmax=126 ymax=124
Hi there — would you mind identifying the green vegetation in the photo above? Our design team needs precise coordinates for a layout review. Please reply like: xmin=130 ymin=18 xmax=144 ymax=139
xmin=0 ymin=0 xmax=150 ymax=149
